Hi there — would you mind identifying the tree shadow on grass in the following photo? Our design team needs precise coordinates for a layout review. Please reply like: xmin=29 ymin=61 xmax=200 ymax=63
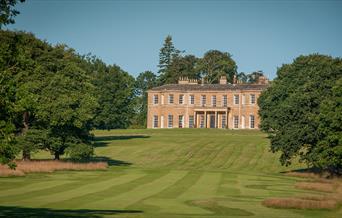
xmin=93 ymin=135 xmax=150 ymax=147
xmin=89 ymin=156 xmax=132 ymax=167
xmin=0 ymin=206 xmax=142 ymax=218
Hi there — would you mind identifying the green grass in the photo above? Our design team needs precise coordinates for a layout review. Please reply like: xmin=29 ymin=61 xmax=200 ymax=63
xmin=1 ymin=129 xmax=341 ymax=217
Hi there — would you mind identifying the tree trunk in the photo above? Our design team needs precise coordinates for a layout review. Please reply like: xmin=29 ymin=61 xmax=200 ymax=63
xmin=22 ymin=111 xmax=31 ymax=161
xmin=54 ymin=153 xmax=60 ymax=160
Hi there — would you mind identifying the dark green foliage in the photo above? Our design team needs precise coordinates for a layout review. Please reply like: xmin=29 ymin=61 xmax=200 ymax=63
xmin=0 ymin=30 xmax=98 ymax=163
xmin=237 ymin=71 xmax=265 ymax=84
xmin=133 ymin=71 xmax=157 ymax=128
xmin=166 ymin=55 xmax=200 ymax=84
xmin=258 ymin=54 xmax=342 ymax=173
xmin=197 ymin=50 xmax=237 ymax=84
xmin=158 ymin=35 xmax=181 ymax=84
xmin=90 ymin=60 xmax=135 ymax=130
xmin=0 ymin=0 xmax=25 ymax=29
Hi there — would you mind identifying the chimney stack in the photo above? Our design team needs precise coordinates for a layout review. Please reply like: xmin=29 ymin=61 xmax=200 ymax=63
xmin=233 ymin=75 xmax=237 ymax=84
xmin=219 ymin=76 xmax=227 ymax=85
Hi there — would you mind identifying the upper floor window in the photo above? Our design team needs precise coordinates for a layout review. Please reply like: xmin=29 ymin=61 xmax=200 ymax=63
xmin=201 ymin=95 xmax=206 ymax=106
xmin=250 ymin=94 xmax=256 ymax=104
xmin=222 ymin=95 xmax=227 ymax=107
xmin=179 ymin=94 xmax=184 ymax=104
xmin=211 ymin=95 xmax=216 ymax=107
xmin=168 ymin=94 xmax=174 ymax=104
xmin=189 ymin=95 xmax=195 ymax=105
xmin=234 ymin=94 xmax=239 ymax=105
xmin=153 ymin=95 xmax=158 ymax=104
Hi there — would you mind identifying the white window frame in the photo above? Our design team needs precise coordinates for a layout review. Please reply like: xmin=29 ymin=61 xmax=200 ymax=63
xmin=222 ymin=114 xmax=226 ymax=128
xmin=168 ymin=114 xmax=173 ymax=128
xmin=201 ymin=95 xmax=206 ymax=106
xmin=249 ymin=115 xmax=255 ymax=129
xmin=168 ymin=94 xmax=174 ymax=104
xmin=200 ymin=114 xmax=205 ymax=128
xmin=179 ymin=94 xmax=184 ymax=104
xmin=153 ymin=115 xmax=158 ymax=128
xmin=153 ymin=94 xmax=158 ymax=105
xmin=211 ymin=95 xmax=216 ymax=107
xmin=222 ymin=95 xmax=227 ymax=107
xmin=189 ymin=115 xmax=194 ymax=128
xmin=234 ymin=94 xmax=239 ymax=105
xmin=178 ymin=115 xmax=184 ymax=128
xmin=233 ymin=116 xmax=239 ymax=129
xmin=250 ymin=94 xmax=256 ymax=104
xmin=189 ymin=95 xmax=195 ymax=105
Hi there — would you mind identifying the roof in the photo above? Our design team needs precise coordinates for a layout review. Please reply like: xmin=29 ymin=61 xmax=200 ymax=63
xmin=148 ymin=83 xmax=268 ymax=92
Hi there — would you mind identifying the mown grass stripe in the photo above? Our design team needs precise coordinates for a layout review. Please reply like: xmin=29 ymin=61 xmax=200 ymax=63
xmin=0 ymin=180 xmax=74 ymax=198
xmin=178 ymin=172 xmax=222 ymax=200
xmin=82 ymin=170 xmax=188 ymax=209
xmin=25 ymin=173 xmax=146 ymax=207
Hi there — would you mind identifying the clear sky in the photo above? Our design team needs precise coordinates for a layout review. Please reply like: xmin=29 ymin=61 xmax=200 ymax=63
xmin=7 ymin=0 xmax=342 ymax=79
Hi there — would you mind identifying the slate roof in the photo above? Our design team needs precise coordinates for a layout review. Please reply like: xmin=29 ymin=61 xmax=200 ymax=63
xmin=149 ymin=84 xmax=268 ymax=92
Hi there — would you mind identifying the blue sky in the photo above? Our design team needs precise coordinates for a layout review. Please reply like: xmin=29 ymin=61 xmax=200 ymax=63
xmin=8 ymin=0 xmax=342 ymax=79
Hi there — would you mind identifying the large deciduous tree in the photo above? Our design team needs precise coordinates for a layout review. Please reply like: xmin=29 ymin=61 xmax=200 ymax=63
xmin=258 ymin=54 xmax=342 ymax=174
xmin=197 ymin=50 xmax=237 ymax=84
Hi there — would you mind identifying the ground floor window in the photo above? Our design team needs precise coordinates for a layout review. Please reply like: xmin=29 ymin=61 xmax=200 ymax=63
xmin=222 ymin=114 xmax=226 ymax=128
xmin=249 ymin=115 xmax=255 ymax=129
xmin=153 ymin=115 xmax=158 ymax=128
xmin=179 ymin=115 xmax=184 ymax=128
xmin=189 ymin=115 xmax=194 ymax=128
xmin=168 ymin=115 xmax=173 ymax=128
xmin=234 ymin=116 xmax=239 ymax=128
xmin=200 ymin=114 xmax=205 ymax=128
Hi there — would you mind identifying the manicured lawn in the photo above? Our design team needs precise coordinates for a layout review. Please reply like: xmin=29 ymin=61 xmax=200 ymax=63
xmin=0 ymin=129 xmax=340 ymax=217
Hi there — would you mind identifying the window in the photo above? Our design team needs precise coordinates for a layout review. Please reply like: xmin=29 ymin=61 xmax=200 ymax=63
xmin=189 ymin=95 xmax=195 ymax=105
xmin=179 ymin=94 xmax=184 ymax=104
xmin=200 ymin=115 xmax=205 ymax=128
xmin=201 ymin=95 xmax=206 ymax=106
xmin=168 ymin=115 xmax=173 ymax=128
xmin=189 ymin=115 xmax=194 ymax=128
xmin=179 ymin=115 xmax=184 ymax=128
xmin=234 ymin=94 xmax=239 ymax=105
xmin=153 ymin=95 xmax=158 ymax=104
xmin=222 ymin=95 xmax=227 ymax=107
xmin=234 ymin=116 xmax=239 ymax=128
xmin=153 ymin=115 xmax=158 ymax=128
xmin=250 ymin=94 xmax=256 ymax=104
xmin=211 ymin=95 xmax=216 ymax=107
xmin=249 ymin=115 xmax=255 ymax=129
xmin=222 ymin=114 xmax=226 ymax=128
xmin=168 ymin=94 xmax=174 ymax=104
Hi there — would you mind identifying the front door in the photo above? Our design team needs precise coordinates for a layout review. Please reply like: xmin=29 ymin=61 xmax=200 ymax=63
xmin=210 ymin=114 xmax=215 ymax=128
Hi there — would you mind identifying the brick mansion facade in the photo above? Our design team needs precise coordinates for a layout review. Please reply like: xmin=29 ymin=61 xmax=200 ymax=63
xmin=147 ymin=76 xmax=268 ymax=129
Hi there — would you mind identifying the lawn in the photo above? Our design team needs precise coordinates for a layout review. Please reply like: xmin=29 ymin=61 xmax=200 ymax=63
xmin=0 ymin=129 xmax=340 ymax=217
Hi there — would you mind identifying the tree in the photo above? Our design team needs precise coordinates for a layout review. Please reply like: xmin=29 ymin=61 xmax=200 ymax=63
xmin=166 ymin=55 xmax=200 ymax=84
xmin=133 ymin=71 xmax=157 ymax=127
xmin=247 ymin=70 xmax=264 ymax=83
xmin=0 ymin=30 xmax=98 ymax=162
xmin=158 ymin=35 xmax=181 ymax=84
xmin=0 ymin=0 xmax=25 ymax=29
xmin=258 ymin=54 xmax=342 ymax=174
xmin=91 ymin=63 xmax=135 ymax=130
xmin=197 ymin=50 xmax=237 ymax=84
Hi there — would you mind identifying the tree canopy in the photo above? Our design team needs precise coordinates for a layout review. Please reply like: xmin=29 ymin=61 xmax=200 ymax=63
xmin=258 ymin=54 xmax=342 ymax=174
xmin=0 ymin=0 xmax=25 ymax=29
